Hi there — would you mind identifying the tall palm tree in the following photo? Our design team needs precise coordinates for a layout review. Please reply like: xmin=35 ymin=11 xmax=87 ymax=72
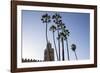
xmin=59 ymin=21 xmax=70 ymax=61
xmin=71 ymin=44 xmax=78 ymax=60
xmin=64 ymin=29 xmax=70 ymax=61
xmin=52 ymin=13 xmax=62 ymax=61
xmin=49 ymin=25 xmax=59 ymax=61
xmin=41 ymin=13 xmax=51 ymax=61
xmin=59 ymin=32 xmax=65 ymax=61
xmin=41 ymin=13 xmax=51 ymax=44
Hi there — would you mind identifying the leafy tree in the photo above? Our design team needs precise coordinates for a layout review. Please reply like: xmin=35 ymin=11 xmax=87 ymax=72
xmin=59 ymin=21 xmax=70 ymax=61
xmin=64 ymin=29 xmax=70 ymax=60
xmin=41 ymin=13 xmax=51 ymax=44
xmin=41 ymin=13 xmax=51 ymax=61
xmin=59 ymin=32 xmax=65 ymax=61
xmin=52 ymin=13 xmax=62 ymax=61
xmin=71 ymin=44 xmax=78 ymax=60
xmin=50 ymin=25 xmax=59 ymax=60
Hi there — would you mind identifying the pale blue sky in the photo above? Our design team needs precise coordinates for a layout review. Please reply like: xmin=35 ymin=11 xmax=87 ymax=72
xmin=22 ymin=10 xmax=90 ymax=61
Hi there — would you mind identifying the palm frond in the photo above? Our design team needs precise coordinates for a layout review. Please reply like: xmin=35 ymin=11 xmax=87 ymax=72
xmin=71 ymin=44 xmax=76 ymax=51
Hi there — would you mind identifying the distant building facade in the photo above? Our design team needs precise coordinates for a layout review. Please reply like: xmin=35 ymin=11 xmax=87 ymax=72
xmin=44 ymin=42 xmax=55 ymax=61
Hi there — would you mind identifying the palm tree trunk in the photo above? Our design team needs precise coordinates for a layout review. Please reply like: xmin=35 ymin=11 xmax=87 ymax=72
xmin=46 ymin=22 xmax=51 ymax=61
xmin=46 ymin=22 xmax=48 ymax=44
xmin=65 ymin=39 xmax=70 ymax=60
xmin=61 ymin=37 xmax=65 ymax=61
xmin=74 ymin=51 xmax=78 ymax=60
xmin=53 ymin=32 xmax=59 ymax=61
xmin=58 ymin=31 xmax=61 ymax=61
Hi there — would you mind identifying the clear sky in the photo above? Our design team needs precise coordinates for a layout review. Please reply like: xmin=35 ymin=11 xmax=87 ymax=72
xmin=22 ymin=10 xmax=90 ymax=61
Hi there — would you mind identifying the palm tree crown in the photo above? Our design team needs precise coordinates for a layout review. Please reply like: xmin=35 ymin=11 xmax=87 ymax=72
xmin=64 ymin=29 xmax=70 ymax=39
xmin=71 ymin=44 xmax=76 ymax=51
xmin=41 ymin=13 xmax=51 ymax=23
xmin=59 ymin=32 xmax=65 ymax=39
xmin=52 ymin=13 xmax=61 ymax=23
xmin=52 ymin=13 xmax=62 ymax=30
xmin=49 ymin=25 xmax=56 ymax=32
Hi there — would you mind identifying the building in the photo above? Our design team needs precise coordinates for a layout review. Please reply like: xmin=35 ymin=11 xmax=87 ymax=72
xmin=44 ymin=42 xmax=55 ymax=61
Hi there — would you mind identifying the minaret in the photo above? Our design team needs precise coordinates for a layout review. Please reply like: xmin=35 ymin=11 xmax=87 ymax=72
xmin=44 ymin=42 xmax=55 ymax=61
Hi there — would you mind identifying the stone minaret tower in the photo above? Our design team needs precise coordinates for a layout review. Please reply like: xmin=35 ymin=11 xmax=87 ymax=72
xmin=44 ymin=42 xmax=54 ymax=61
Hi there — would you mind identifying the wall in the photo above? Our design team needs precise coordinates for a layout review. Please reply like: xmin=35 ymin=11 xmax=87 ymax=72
xmin=0 ymin=0 xmax=99 ymax=73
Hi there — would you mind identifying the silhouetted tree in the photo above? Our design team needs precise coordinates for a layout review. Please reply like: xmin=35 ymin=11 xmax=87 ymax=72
xmin=49 ymin=25 xmax=59 ymax=61
xmin=64 ymin=29 xmax=70 ymax=61
xmin=41 ymin=13 xmax=51 ymax=44
xmin=52 ymin=13 xmax=62 ymax=61
xmin=71 ymin=44 xmax=78 ymax=60
xmin=59 ymin=32 xmax=65 ymax=61
xmin=41 ymin=13 xmax=51 ymax=61
xmin=59 ymin=22 xmax=66 ymax=61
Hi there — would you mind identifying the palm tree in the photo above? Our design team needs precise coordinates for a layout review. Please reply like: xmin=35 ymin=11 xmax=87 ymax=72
xmin=71 ymin=44 xmax=78 ymax=60
xmin=52 ymin=13 xmax=62 ymax=61
xmin=41 ymin=13 xmax=51 ymax=44
xmin=49 ymin=25 xmax=59 ymax=61
xmin=64 ymin=29 xmax=70 ymax=61
xmin=41 ymin=13 xmax=51 ymax=61
xmin=59 ymin=32 xmax=65 ymax=61
xmin=59 ymin=21 xmax=70 ymax=61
